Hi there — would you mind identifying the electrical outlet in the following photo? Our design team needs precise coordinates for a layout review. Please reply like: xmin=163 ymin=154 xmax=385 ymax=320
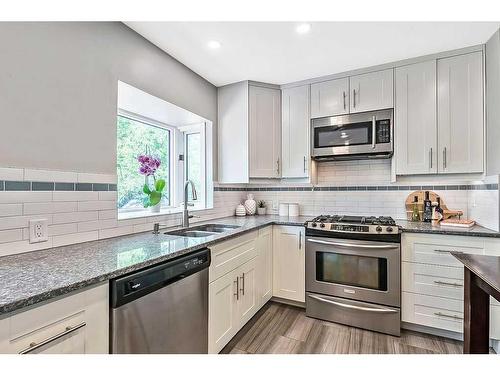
xmin=29 ymin=219 xmax=48 ymax=244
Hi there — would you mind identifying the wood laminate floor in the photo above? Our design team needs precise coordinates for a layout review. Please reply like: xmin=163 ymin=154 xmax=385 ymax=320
xmin=221 ymin=301 xmax=471 ymax=354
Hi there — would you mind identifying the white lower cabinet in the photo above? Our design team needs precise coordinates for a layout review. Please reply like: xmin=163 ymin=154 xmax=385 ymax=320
xmin=401 ymin=233 xmax=500 ymax=341
xmin=0 ymin=283 xmax=108 ymax=354
xmin=208 ymin=227 xmax=272 ymax=354
xmin=272 ymin=225 xmax=305 ymax=303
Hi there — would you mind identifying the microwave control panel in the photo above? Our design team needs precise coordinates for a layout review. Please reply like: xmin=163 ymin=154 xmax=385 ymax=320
xmin=376 ymin=120 xmax=391 ymax=143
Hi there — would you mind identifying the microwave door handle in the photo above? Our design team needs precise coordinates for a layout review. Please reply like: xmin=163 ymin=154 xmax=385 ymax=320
xmin=306 ymin=238 xmax=398 ymax=250
xmin=309 ymin=294 xmax=399 ymax=313
xmin=372 ymin=116 xmax=376 ymax=149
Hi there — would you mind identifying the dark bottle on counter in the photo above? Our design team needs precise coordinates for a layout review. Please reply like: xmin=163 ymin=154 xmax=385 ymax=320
xmin=434 ymin=197 xmax=444 ymax=221
xmin=423 ymin=191 xmax=432 ymax=222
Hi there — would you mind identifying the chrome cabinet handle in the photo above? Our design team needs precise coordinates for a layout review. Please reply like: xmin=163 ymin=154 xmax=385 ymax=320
xmin=240 ymin=273 xmax=245 ymax=296
xmin=371 ymin=116 xmax=376 ymax=149
xmin=352 ymin=89 xmax=356 ymax=108
xmin=234 ymin=278 xmax=239 ymax=300
xmin=434 ymin=249 xmax=463 ymax=254
xmin=430 ymin=148 xmax=433 ymax=169
xmin=19 ymin=322 xmax=86 ymax=354
xmin=307 ymin=238 xmax=398 ymax=249
xmin=303 ymin=156 xmax=307 ymax=173
xmin=434 ymin=312 xmax=463 ymax=320
xmin=433 ymin=280 xmax=463 ymax=287
xmin=276 ymin=158 xmax=280 ymax=175
xmin=342 ymin=91 xmax=346 ymax=110
xmin=443 ymin=147 xmax=447 ymax=169
xmin=299 ymin=231 xmax=302 ymax=250
xmin=309 ymin=294 xmax=398 ymax=313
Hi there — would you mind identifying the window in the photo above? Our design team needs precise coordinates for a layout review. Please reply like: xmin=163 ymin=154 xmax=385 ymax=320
xmin=116 ymin=115 xmax=172 ymax=211
xmin=116 ymin=81 xmax=213 ymax=219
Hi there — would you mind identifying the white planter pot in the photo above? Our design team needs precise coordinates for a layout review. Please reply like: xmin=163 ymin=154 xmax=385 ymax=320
xmin=257 ymin=207 xmax=266 ymax=215
xmin=150 ymin=204 xmax=161 ymax=213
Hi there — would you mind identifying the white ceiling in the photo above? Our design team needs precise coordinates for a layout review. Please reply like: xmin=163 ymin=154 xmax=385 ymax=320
xmin=126 ymin=22 xmax=500 ymax=87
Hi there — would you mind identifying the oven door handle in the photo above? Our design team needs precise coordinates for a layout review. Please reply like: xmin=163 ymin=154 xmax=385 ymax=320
xmin=308 ymin=294 xmax=398 ymax=313
xmin=306 ymin=238 xmax=398 ymax=250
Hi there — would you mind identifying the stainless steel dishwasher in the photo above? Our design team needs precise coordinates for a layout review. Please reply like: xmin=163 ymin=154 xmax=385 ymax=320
xmin=110 ymin=248 xmax=210 ymax=354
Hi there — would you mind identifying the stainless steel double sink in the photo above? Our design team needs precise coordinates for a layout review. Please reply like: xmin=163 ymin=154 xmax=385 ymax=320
xmin=167 ymin=224 xmax=241 ymax=238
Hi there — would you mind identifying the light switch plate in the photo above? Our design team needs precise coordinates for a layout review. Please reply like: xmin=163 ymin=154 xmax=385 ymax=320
xmin=29 ymin=219 xmax=48 ymax=243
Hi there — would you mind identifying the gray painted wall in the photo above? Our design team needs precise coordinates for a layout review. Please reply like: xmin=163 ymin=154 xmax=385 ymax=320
xmin=486 ymin=28 xmax=500 ymax=176
xmin=0 ymin=22 xmax=217 ymax=174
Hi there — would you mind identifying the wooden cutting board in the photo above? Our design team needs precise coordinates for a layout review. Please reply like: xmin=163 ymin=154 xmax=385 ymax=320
xmin=405 ymin=190 xmax=463 ymax=220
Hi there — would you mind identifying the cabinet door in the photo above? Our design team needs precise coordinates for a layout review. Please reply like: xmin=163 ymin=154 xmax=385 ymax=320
xmin=349 ymin=69 xmax=394 ymax=113
xmin=256 ymin=227 xmax=273 ymax=306
xmin=438 ymin=52 xmax=484 ymax=174
xmin=310 ymin=78 xmax=349 ymax=118
xmin=395 ymin=61 xmax=437 ymax=175
xmin=208 ymin=269 xmax=238 ymax=354
xmin=282 ymin=85 xmax=310 ymax=178
xmin=236 ymin=257 xmax=258 ymax=327
xmin=273 ymin=226 xmax=305 ymax=302
xmin=249 ymin=85 xmax=281 ymax=178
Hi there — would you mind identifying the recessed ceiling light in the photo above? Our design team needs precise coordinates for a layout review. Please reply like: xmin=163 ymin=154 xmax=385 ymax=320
xmin=207 ymin=40 xmax=221 ymax=49
xmin=296 ymin=23 xmax=311 ymax=34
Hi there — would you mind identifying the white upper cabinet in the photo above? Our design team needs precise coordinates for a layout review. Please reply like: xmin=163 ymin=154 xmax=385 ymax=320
xmin=349 ymin=69 xmax=394 ymax=113
xmin=249 ymin=85 xmax=281 ymax=178
xmin=281 ymin=85 xmax=310 ymax=178
xmin=395 ymin=60 xmax=437 ymax=175
xmin=437 ymin=52 xmax=484 ymax=174
xmin=218 ymin=82 xmax=281 ymax=183
xmin=310 ymin=78 xmax=349 ymax=118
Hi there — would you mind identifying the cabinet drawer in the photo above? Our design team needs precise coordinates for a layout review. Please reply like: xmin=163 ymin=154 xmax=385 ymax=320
xmin=402 ymin=234 xmax=484 ymax=267
xmin=209 ymin=231 xmax=258 ymax=282
xmin=402 ymin=292 xmax=464 ymax=333
xmin=402 ymin=262 xmax=464 ymax=300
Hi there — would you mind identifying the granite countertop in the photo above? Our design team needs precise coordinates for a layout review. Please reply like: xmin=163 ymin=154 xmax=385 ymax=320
xmin=1 ymin=214 xmax=499 ymax=316
xmin=0 ymin=215 xmax=311 ymax=316
xmin=396 ymin=220 xmax=500 ymax=238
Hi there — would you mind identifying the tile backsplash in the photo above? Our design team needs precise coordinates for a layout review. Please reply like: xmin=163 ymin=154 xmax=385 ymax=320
xmin=1 ymin=163 xmax=499 ymax=257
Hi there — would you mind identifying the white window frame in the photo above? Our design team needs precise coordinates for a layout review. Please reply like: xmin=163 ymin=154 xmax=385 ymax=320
xmin=117 ymin=109 xmax=176 ymax=214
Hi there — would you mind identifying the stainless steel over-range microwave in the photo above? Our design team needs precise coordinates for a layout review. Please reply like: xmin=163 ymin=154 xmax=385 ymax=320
xmin=311 ymin=109 xmax=393 ymax=161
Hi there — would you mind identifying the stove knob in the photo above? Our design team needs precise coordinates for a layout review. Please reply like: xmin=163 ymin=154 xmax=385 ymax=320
xmin=320 ymin=223 xmax=326 ymax=228
xmin=386 ymin=226 xmax=393 ymax=232
xmin=376 ymin=226 xmax=383 ymax=233
xmin=311 ymin=223 xmax=317 ymax=228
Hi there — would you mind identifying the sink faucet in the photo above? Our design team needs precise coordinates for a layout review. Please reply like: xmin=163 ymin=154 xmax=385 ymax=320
xmin=183 ymin=180 xmax=198 ymax=228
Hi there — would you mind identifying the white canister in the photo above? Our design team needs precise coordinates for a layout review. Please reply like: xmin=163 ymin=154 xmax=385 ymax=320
xmin=278 ymin=203 xmax=289 ymax=216
xmin=288 ymin=203 xmax=300 ymax=217
xmin=235 ymin=204 xmax=246 ymax=216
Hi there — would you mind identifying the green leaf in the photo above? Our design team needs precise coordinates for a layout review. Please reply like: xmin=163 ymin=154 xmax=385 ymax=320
xmin=155 ymin=179 xmax=166 ymax=192
xmin=143 ymin=183 xmax=151 ymax=195
xmin=149 ymin=191 xmax=162 ymax=206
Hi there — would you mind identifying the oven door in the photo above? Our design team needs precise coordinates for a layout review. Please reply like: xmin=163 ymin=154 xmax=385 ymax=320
xmin=311 ymin=109 xmax=393 ymax=158
xmin=305 ymin=236 xmax=400 ymax=307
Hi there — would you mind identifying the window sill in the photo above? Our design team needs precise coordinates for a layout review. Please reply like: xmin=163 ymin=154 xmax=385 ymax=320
xmin=118 ymin=205 xmax=208 ymax=221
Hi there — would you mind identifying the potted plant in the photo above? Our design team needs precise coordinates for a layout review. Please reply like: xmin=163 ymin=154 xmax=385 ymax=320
xmin=257 ymin=200 xmax=266 ymax=215
xmin=138 ymin=154 xmax=165 ymax=213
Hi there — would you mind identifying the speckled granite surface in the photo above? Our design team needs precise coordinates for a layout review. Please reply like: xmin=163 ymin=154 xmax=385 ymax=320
xmin=1 ymin=214 xmax=499 ymax=316
xmin=0 ymin=215 xmax=311 ymax=316
xmin=397 ymin=220 xmax=500 ymax=237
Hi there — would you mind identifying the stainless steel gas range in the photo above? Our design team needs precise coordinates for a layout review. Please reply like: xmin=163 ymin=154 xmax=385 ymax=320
xmin=305 ymin=215 xmax=401 ymax=336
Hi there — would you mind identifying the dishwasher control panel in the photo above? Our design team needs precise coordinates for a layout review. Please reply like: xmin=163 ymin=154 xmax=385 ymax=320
xmin=111 ymin=248 xmax=211 ymax=308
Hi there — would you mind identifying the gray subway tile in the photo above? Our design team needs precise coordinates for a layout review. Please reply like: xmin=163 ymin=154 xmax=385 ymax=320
xmin=93 ymin=183 xmax=109 ymax=191
xmin=0 ymin=181 xmax=3 ymax=191
xmin=55 ymin=182 xmax=75 ymax=191
xmin=76 ymin=183 xmax=92 ymax=191
xmin=5 ymin=181 xmax=30 ymax=191
xmin=32 ymin=182 xmax=54 ymax=191
xmin=446 ymin=185 xmax=459 ymax=190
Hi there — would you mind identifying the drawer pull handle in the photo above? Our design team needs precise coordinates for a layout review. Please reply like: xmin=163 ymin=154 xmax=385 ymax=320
xmin=19 ymin=322 xmax=86 ymax=354
xmin=434 ymin=312 xmax=463 ymax=320
xmin=433 ymin=280 xmax=463 ymax=287
xmin=433 ymin=249 xmax=464 ymax=254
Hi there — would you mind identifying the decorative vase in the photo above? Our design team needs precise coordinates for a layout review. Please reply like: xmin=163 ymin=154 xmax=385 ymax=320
xmin=244 ymin=194 xmax=257 ymax=215
xmin=150 ymin=203 xmax=161 ymax=213
xmin=257 ymin=207 xmax=266 ymax=215
xmin=235 ymin=204 xmax=246 ymax=216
